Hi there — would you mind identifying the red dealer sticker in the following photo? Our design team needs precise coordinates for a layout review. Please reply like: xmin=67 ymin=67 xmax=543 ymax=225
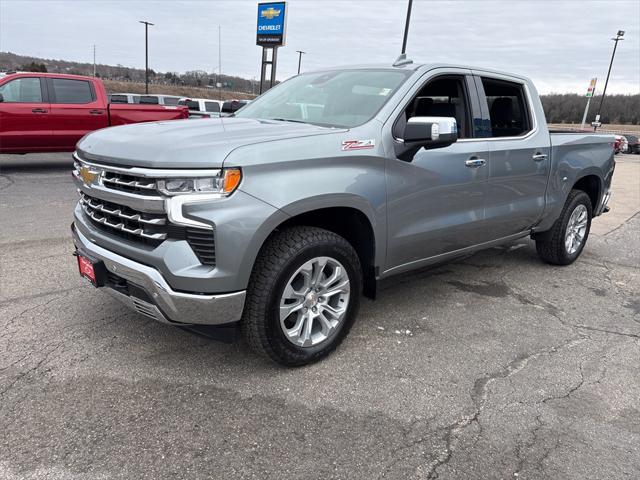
xmin=77 ymin=255 xmax=97 ymax=285
xmin=341 ymin=139 xmax=375 ymax=151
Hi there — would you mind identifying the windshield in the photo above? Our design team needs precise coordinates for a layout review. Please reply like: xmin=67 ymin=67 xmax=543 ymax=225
xmin=235 ymin=69 xmax=410 ymax=128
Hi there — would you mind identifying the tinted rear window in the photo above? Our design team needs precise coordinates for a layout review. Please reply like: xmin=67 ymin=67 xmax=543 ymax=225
xmin=51 ymin=78 xmax=94 ymax=104
xmin=162 ymin=97 xmax=180 ymax=106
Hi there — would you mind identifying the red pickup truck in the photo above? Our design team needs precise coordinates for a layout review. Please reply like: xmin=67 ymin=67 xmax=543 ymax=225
xmin=0 ymin=72 xmax=189 ymax=153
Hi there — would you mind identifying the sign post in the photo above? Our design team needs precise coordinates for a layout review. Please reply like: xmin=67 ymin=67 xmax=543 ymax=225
xmin=580 ymin=77 xmax=597 ymax=130
xmin=256 ymin=2 xmax=287 ymax=94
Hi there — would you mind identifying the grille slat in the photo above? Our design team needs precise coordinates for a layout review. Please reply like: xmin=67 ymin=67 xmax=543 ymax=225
xmin=102 ymin=171 xmax=157 ymax=195
xmin=80 ymin=193 xmax=167 ymax=241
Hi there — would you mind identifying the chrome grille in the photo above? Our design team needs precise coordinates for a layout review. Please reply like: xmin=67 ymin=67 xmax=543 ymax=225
xmin=80 ymin=192 xmax=168 ymax=241
xmin=102 ymin=171 xmax=157 ymax=195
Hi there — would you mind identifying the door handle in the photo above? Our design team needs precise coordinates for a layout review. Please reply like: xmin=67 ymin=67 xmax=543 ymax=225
xmin=89 ymin=109 xmax=105 ymax=115
xmin=31 ymin=108 xmax=48 ymax=113
xmin=532 ymin=153 xmax=548 ymax=162
xmin=465 ymin=158 xmax=486 ymax=168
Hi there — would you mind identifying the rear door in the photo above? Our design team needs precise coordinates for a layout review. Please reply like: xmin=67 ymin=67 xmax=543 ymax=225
xmin=47 ymin=77 xmax=108 ymax=149
xmin=0 ymin=76 xmax=52 ymax=152
xmin=384 ymin=69 xmax=492 ymax=271
xmin=474 ymin=73 xmax=550 ymax=237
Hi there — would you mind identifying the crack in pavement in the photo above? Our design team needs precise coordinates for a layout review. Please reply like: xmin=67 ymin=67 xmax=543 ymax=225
xmin=424 ymin=337 xmax=586 ymax=479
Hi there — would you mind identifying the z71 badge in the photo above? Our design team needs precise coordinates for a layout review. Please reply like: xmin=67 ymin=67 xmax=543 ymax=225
xmin=341 ymin=139 xmax=375 ymax=151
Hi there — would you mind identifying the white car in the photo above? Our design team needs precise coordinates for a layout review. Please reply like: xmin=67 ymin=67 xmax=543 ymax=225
xmin=177 ymin=97 xmax=222 ymax=117
xmin=139 ymin=94 xmax=182 ymax=106
xmin=109 ymin=92 xmax=141 ymax=104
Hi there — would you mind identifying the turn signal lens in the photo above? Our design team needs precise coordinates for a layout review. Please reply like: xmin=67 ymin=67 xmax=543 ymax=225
xmin=223 ymin=168 xmax=242 ymax=193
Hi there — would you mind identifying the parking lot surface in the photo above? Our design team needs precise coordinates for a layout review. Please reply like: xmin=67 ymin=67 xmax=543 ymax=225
xmin=1 ymin=153 xmax=639 ymax=479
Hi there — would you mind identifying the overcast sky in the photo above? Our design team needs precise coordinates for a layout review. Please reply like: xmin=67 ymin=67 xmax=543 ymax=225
xmin=1 ymin=0 xmax=638 ymax=94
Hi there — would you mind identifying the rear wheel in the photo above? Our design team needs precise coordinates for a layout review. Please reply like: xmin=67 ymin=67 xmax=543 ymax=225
xmin=535 ymin=190 xmax=592 ymax=265
xmin=242 ymin=226 xmax=362 ymax=366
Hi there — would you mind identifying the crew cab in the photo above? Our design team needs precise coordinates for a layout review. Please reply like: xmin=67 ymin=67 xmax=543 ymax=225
xmin=71 ymin=61 xmax=615 ymax=366
xmin=0 ymin=73 xmax=189 ymax=153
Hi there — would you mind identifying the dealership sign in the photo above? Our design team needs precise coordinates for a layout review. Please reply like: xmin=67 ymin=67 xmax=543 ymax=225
xmin=585 ymin=78 xmax=597 ymax=98
xmin=256 ymin=2 xmax=287 ymax=46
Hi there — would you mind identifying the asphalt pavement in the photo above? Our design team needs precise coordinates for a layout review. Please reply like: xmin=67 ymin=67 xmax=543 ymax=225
xmin=1 ymin=153 xmax=639 ymax=479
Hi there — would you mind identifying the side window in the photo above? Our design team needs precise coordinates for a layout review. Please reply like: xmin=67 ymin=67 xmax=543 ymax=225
xmin=205 ymin=101 xmax=220 ymax=113
xmin=131 ymin=95 xmax=140 ymax=103
xmin=139 ymin=95 xmax=159 ymax=104
xmin=110 ymin=94 xmax=128 ymax=104
xmin=396 ymin=76 xmax=472 ymax=139
xmin=481 ymin=78 xmax=531 ymax=137
xmin=51 ymin=79 xmax=94 ymax=104
xmin=163 ymin=97 xmax=179 ymax=106
xmin=0 ymin=78 xmax=43 ymax=103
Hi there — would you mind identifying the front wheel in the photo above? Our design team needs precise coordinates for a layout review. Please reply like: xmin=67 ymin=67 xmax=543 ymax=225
xmin=242 ymin=226 xmax=362 ymax=366
xmin=535 ymin=190 xmax=592 ymax=265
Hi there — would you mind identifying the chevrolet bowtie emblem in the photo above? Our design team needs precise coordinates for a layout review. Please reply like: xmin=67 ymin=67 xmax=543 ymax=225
xmin=261 ymin=7 xmax=280 ymax=20
xmin=79 ymin=166 xmax=99 ymax=185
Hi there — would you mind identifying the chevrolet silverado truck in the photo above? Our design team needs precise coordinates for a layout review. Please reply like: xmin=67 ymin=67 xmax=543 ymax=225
xmin=71 ymin=62 xmax=614 ymax=366
xmin=0 ymin=72 xmax=189 ymax=153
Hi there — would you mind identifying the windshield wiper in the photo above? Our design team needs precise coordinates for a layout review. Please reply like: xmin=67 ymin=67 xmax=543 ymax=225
xmin=270 ymin=118 xmax=309 ymax=124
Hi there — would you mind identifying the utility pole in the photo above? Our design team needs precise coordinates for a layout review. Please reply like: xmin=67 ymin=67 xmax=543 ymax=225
xmin=92 ymin=44 xmax=96 ymax=77
xmin=139 ymin=20 xmax=154 ymax=94
xmin=296 ymin=50 xmax=305 ymax=74
xmin=593 ymin=30 xmax=624 ymax=131
xmin=218 ymin=25 xmax=222 ymax=101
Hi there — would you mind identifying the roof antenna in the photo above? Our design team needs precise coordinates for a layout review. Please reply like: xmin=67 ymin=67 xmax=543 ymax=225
xmin=393 ymin=0 xmax=414 ymax=67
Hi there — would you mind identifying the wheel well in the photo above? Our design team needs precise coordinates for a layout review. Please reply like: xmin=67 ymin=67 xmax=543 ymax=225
xmin=274 ymin=207 xmax=377 ymax=299
xmin=572 ymin=175 xmax=601 ymax=210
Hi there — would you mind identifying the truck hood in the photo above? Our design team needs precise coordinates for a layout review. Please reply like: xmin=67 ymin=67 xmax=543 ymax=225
xmin=77 ymin=117 xmax=346 ymax=168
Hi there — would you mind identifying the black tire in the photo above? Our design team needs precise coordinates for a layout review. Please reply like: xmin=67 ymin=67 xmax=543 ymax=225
xmin=535 ymin=190 xmax=593 ymax=265
xmin=241 ymin=226 xmax=362 ymax=367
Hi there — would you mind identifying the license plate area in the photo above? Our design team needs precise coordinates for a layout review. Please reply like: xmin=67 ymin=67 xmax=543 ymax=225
xmin=75 ymin=252 xmax=108 ymax=287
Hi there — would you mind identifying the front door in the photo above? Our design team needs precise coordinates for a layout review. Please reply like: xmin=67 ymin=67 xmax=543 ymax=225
xmin=384 ymin=72 xmax=491 ymax=272
xmin=0 ymin=76 xmax=52 ymax=152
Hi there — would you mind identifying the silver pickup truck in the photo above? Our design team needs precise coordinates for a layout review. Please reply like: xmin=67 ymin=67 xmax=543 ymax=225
xmin=71 ymin=62 xmax=615 ymax=366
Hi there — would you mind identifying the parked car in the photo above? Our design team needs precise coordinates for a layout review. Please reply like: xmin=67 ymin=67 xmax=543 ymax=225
xmin=177 ymin=97 xmax=222 ymax=117
xmin=0 ymin=73 xmax=189 ymax=153
xmin=221 ymin=99 xmax=250 ymax=116
xmin=109 ymin=93 xmax=141 ymax=104
xmin=614 ymin=135 xmax=628 ymax=154
xmin=138 ymin=94 xmax=182 ymax=106
xmin=625 ymin=134 xmax=639 ymax=154
xmin=71 ymin=62 xmax=614 ymax=366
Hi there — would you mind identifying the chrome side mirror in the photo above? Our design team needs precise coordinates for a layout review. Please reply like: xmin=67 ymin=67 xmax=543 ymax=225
xmin=403 ymin=116 xmax=458 ymax=147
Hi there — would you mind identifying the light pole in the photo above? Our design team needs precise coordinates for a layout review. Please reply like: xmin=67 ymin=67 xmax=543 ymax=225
xmin=139 ymin=20 xmax=154 ymax=94
xmin=593 ymin=30 xmax=624 ymax=131
xmin=296 ymin=50 xmax=306 ymax=74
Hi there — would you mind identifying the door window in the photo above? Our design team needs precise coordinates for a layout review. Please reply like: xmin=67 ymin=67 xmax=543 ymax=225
xmin=109 ymin=94 xmax=128 ymax=104
xmin=481 ymin=78 xmax=531 ymax=137
xmin=205 ymin=101 xmax=220 ymax=113
xmin=51 ymin=79 xmax=95 ymax=104
xmin=395 ymin=76 xmax=472 ymax=139
xmin=162 ymin=97 xmax=180 ymax=106
xmin=0 ymin=77 xmax=43 ymax=102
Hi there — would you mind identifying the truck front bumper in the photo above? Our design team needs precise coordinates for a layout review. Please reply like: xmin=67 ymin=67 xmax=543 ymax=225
xmin=72 ymin=224 xmax=246 ymax=326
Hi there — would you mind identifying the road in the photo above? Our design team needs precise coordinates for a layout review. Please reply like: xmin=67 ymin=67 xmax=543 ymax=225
xmin=1 ymin=153 xmax=639 ymax=479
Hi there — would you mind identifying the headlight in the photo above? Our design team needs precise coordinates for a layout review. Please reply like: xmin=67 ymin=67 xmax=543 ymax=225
xmin=157 ymin=168 xmax=241 ymax=196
